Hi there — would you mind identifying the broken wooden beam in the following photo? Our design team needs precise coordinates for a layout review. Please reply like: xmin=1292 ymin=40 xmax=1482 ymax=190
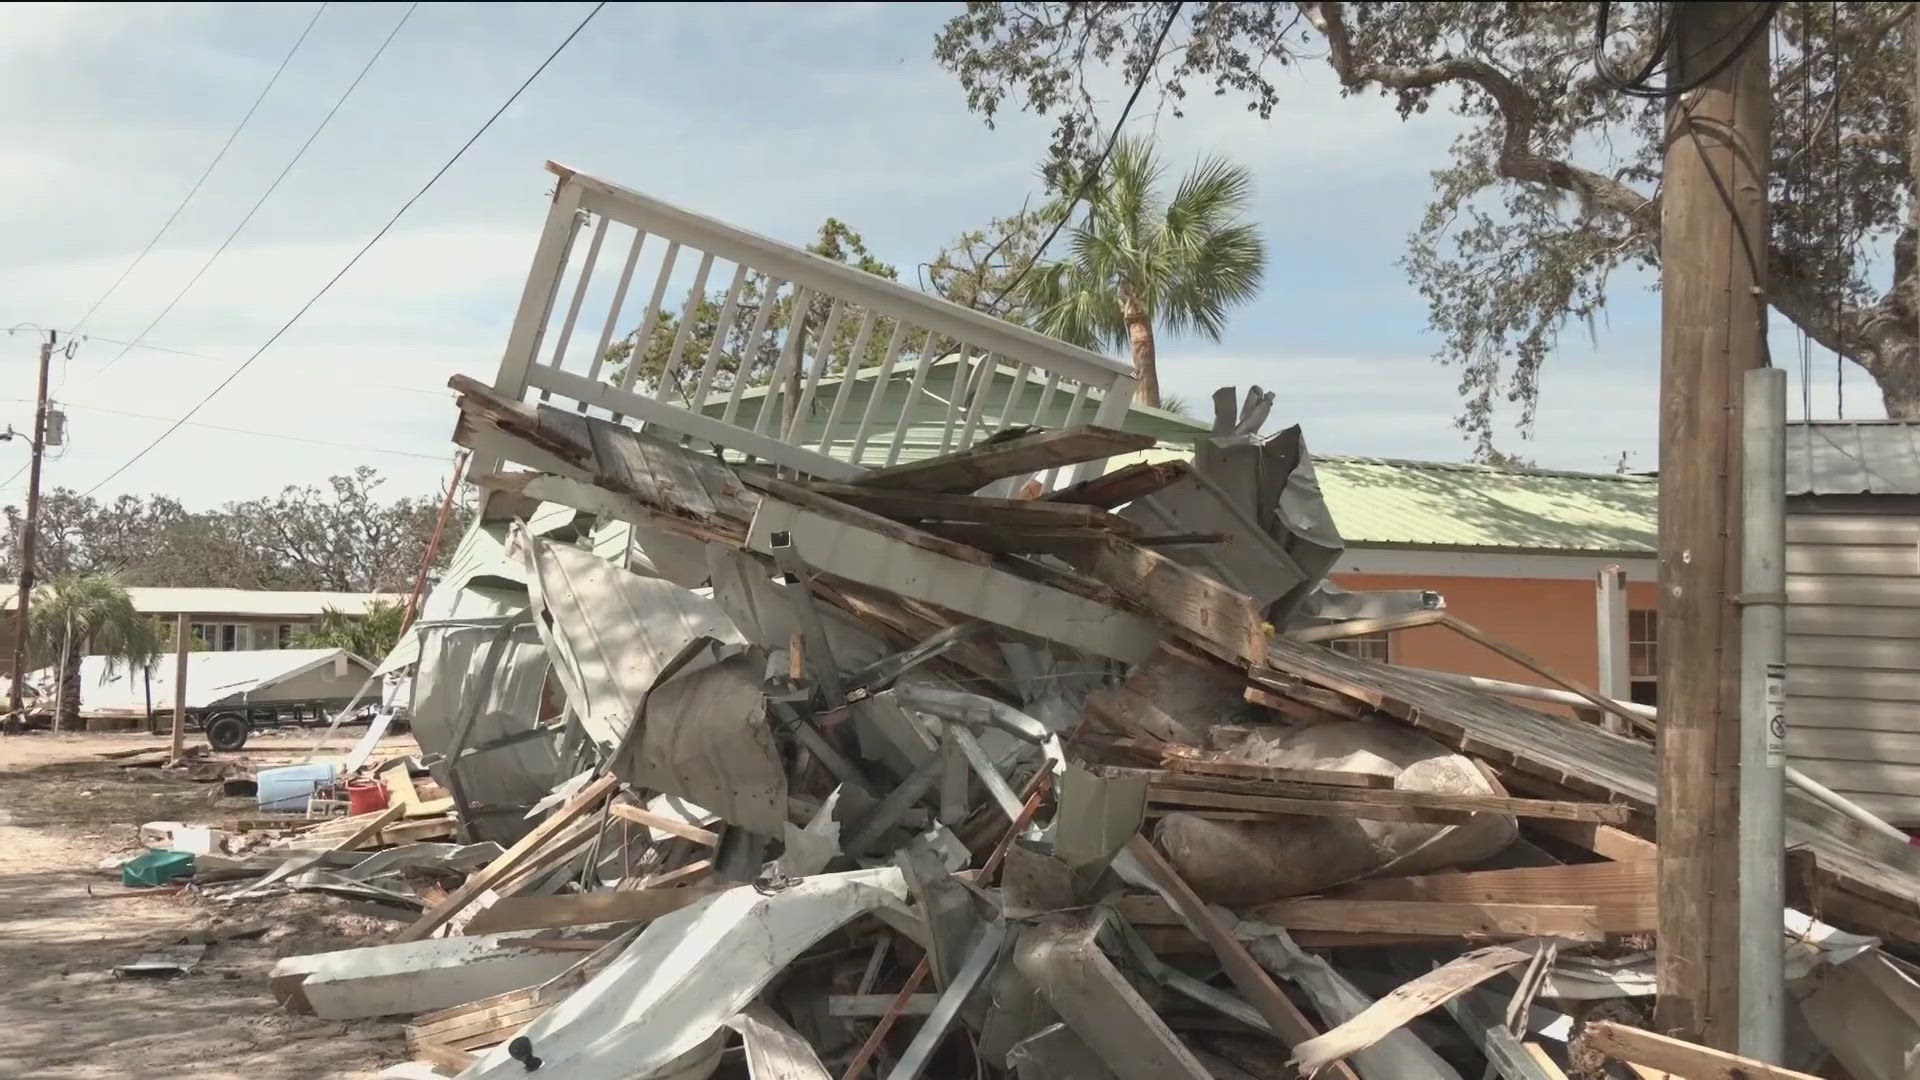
xmin=1580 ymin=1021 xmax=1824 ymax=1080
xmin=1246 ymin=899 xmax=1604 ymax=942
xmin=1329 ymin=861 xmax=1657 ymax=933
xmin=1045 ymin=459 xmax=1191 ymax=508
xmin=1125 ymin=836 xmax=1361 ymax=1080
xmin=853 ymin=425 xmax=1156 ymax=494
xmin=396 ymin=774 xmax=618 ymax=943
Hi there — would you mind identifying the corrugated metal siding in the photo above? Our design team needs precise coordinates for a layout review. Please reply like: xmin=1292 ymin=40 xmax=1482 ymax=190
xmin=1786 ymin=498 xmax=1920 ymax=823
xmin=1787 ymin=421 xmax=1920 ymax=495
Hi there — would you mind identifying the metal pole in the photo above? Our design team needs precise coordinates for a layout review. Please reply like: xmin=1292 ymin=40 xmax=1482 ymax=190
xmin=169 ymin=613 xmax=188 ymax=763
xmin=7 ymin=334 xmax=51 ymax=731
xmin=1737 ymin=366 xmax=1787 ymax=1062
xmin=1594 ymin=565 xmax=1630 ymax=734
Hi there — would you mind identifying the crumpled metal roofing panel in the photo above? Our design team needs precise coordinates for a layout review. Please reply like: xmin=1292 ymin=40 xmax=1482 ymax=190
xmin=1787 ymin=421 xmax=1920 ymax=496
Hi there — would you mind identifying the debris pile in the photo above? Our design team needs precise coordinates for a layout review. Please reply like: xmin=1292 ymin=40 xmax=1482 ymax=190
xmin=104 ymin=370 xmax=1914 ymax=1080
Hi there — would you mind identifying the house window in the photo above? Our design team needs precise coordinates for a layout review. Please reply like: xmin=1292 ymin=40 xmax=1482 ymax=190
xmin=190 ymin=623 xmax=213 ymax=648
xmin=278 ymin=624 xmax=294 ymax=649
xmin=1330 ymin=631 xmax=1392 ymax=664
xmin=1629 ymin=609 xmax=1658 ymax=707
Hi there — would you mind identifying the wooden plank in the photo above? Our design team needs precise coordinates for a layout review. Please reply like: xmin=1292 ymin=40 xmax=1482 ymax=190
xmin=607 ymin=802 xmax=719 ymax=847
xmin=1330 ymin=862 xmax=1657 ymax=932
xmin=741 ymin=473 xmax=992 ymax=567
xmin=1148 ymin=786 xmax=1474 ymax=825
xmin=1125 ymin=836 xmax=1362 ymax=1080
xmin=1046 ymin=460 xmax=1191 ymax=508
xmin=1157 ymin=747 xmax=1391 ymax=790
xmin=746 ymin=498 xmax=1164 ymax=665
xmin=1523 ymin=1044 xmax=1571 ymax=1080
xmin=464 ymin=887 xmax=716 ymax=934
xmin=631 ymin=858 xmax=712 ymax=890
xmin=1142 ymin=771 xmax=1633 ymax=824
xmin=412 ymin=1041 xmax=477 ymax=1073
xmin=854 ymin=425 xmax=1156 ymax=493
xmin=1581 ymin=1022 xmax=1823 ymax=1080
xmin=333 ymin=803 xmax=405 ymax=853
xmin=802 ymin=481 xmax=1137 ymax=532
xmin=1081 ymin=538 xmax=1268 ymax=666
xmin=1246 ymin=899 xmax=1604 ymax=941
xmin=397 ymin=774 xmax=618 ymax=943
xmin=1525 ymin=819 xmax=1660 ymax=862
xmin=1085 ymin=685 xmax=1186 ymax=745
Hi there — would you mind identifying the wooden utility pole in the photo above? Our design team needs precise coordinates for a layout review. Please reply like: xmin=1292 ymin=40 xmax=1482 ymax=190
xmin=6 ymin=333 xmax=53 ymax=731
xmin=1655 ymin=1 xmax=1772 ymax=1050
xmin=169 ymin=613 xmax=188 ymax=764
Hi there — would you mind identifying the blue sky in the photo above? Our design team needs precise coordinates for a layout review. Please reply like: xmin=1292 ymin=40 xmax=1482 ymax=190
xmin=0 ymin=2 xmax=1883 ymax=505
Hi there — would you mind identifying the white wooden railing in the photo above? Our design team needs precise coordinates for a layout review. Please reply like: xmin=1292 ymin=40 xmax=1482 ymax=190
xmin=477 ymin=162 xmax=1137 ymax=488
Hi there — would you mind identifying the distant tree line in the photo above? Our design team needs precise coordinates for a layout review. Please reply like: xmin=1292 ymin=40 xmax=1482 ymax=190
xmin=0 ymin=466 xmax=467 ymax=594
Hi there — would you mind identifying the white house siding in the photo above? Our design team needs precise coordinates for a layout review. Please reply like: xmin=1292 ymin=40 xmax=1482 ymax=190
xmin=1785 ymin=496 xmax=1920 ymax=824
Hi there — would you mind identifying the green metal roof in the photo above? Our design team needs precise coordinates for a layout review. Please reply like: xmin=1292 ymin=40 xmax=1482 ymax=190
xmin=1313 ymin=456 xmax=1657 ymax=555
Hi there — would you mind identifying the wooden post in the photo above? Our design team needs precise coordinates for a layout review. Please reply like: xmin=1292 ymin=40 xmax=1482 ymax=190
xmin=1594 ymin=566 xmax=1630 ymax=734
xmin=6 ymin=334 xmax=52 ymax=732
xmin=169 ymin=613 xmax=188 ymax=763
xmin=1655 ymin=1 xmax=1771 ymax=1050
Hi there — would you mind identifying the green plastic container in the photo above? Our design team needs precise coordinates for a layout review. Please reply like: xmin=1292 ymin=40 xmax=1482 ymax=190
xmin=122 ymin=849 xmax=195 ymax=888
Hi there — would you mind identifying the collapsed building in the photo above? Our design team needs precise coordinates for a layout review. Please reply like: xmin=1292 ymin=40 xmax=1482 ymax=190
xmin=193 ymin=163 xmax=1920 ymax=1080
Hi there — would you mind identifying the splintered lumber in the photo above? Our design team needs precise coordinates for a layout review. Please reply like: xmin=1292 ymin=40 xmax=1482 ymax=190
xmin=1080 ymin=539 xmax=1268 ymax=666
xmin=1141 ymin=771 xmax=1633 ymax=824
xmin=1248 ymin=899 xmax=1604 ymax=942
xmin=853 ymin=425 xmax=1156 ymax=494
xmin=1046 ymin=459 xmax=1192 ymax=508
xmin=464 ymin=887 xmax=716 ymax=934
xmin=1290 ymin=943 xmax=1541 ymax=1076
xmin=802 ymin=481 xmax=1138 ymax=532
xmin=1330 ymin=861 xmax=1657 ymax=933
xmin=384 ymin=760 xmax=455 ymax=819
xmin=396 ymin=774 xmax=618 ymax=943
xmin=607 ymin=802 xmax=719 ymax=847
xmin=412 ymin=1042 xmax=477 ymax=1073
xmin=1125 ymin=836 xmax=1361 ymax=1080
xmin=1580 ymin=1022 xmax=1824 ymax=1080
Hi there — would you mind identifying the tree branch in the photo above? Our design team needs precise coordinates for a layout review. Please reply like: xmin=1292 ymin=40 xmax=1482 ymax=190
xmin=1300 ymin=1 xmax=1657 ymax=228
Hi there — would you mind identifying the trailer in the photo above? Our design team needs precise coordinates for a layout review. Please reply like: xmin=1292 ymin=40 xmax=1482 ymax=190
xmin=48 ymin=648 xmax=379 ymax=750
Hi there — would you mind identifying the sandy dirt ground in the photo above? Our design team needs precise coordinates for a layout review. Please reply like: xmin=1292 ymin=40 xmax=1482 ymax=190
xmin=0 ymin=728 xmax=423 ymax=1079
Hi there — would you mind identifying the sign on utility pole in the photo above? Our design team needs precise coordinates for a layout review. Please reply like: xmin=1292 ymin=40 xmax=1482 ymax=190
xmin=1654 ymin=0 xmax=1772 ymax=1053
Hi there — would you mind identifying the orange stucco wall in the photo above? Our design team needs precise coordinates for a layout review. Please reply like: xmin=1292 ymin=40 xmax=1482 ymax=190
xmin=1330 ymin=572 xmax=1660 ymax=691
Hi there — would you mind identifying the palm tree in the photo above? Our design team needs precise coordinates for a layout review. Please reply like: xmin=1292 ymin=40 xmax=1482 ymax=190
xmin=292 ymin=600 xmax=405 ymax=661
xmin=1020 ymin=137 xmax=1267 ymax=407
xmin=30 ymin=573 xmax=161 ymax=733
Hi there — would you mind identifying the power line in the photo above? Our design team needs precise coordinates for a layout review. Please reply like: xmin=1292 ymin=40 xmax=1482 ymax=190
xmin=58 ymin=402 xmax=449 ymax=462
xmin=57 ymin=330 xmax=455 ymax=398
xmin=81 ymin=2 xmax=418 ymax=387
xmin=69 ymin=4 xmax=327 ymax=336
xmin=981 ymin=1 xmax=1185 ymax=314
xmin=82 ymin=1 xmax=609 ymax=497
